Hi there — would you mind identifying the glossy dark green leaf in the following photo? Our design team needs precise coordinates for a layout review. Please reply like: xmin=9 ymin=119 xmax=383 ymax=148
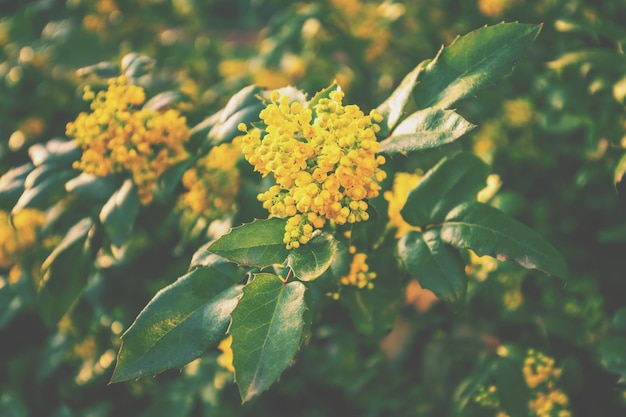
xmin=206 ymin=218 xmax=289 ymax=268
xmin=414 ymin=23 xmax=542 ymax=109
xmin=37 ymin=218 xmax=94 ymax=327
xmin=231 ymin=273 xmax=307 ymax=402
xmin=611 ymin=306 xmax=626 ymax=334
xmin=99 ymin=179 xmax=140 ymax=248
xmin=154 ymin=157 xmax=197 ymax=201
xmin=287 ymin=232 xmax=338 ymax=281
xmin=401 ymin=152 xmax=489 ymax=227
xmin=441 ymin=202 xmax=568 ymax=278
xmin=219 ymin=84 xmax=263 ymax=124
xmin=65 ymin=172 xmax=118 ymax=202
xmin=28 ymin=138 xmax=80 ymax=167
xmin=75 ymin=61 xmax=120 ymax=78
xmin=397 ymin=229 xmax=467 ymax=303
xmin=110 ymin=267 xmax=243 ymax=383
xmin=379 ymin=108 xmax=475 ymax=154
xmin=12 ymin=170 xmax=76 ymax=214
xmin=208 ymin=104 xmax=263 ymax=145
xmin=121 ymin=53 xmax=155 ymax=79
xmin=376 ymin=60 xmax=429 ymax=134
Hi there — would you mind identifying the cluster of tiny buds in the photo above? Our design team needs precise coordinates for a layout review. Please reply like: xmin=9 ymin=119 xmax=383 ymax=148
xmin=239 ymin=88 xmax=386 ymax=249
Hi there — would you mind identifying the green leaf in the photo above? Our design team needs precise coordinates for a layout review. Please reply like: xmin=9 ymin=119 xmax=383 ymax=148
xmin=143 ymin=90 xmax=184 ymax=111
xmin=611 ymin=306 xmax=626 ymax=334
xmin=231 ymin=273 xmax=307 ymax=402
xmin=110 ymin=267 xmax=243 ymax=383
xmin=401 ymin=152 xmax=489 ymax=227
xmin=441 ymin=202 xmax=568 ymax=278
xmin=599 ymin=335 xmax=626 ymax=379
xmin=414 ymin=23 xmax=542 ymax=109
xmin=287 ymin=232 xmax=338 ymax=281
xmin=376 ymin=60 xmax=429 ymax=134
xmin=28 ymin=138 xmax=80 ymax=167
xmin=37 ymin=218 xmax=95 ymax=327
xmin=308 ymin=81 xmax=338 ymax=118
xmin=218 ymin=84 xmax=263 ymax=124
xmin=206 ymin=218 xmax=289 ymax=268
xmin=379 ymin=108 xmax=475 ymax=154
xmin=65 ymin=172 xmax=117 ymax=202
xmin=494 ymin=356 xmax=529 ymax=417
xmin=12 ymin=170 xmax=76 ymax=214
xmin=397 ymin=230 xmax=467 ymax=303
xmin=99 ymin=179 xmax=141 ymax=249
xmin=208 ymin=103 xmax=263 ymax=145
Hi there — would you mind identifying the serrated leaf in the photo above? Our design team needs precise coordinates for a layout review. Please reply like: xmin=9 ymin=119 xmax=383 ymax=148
xmin=414 ymin=23 xmax=542 ymax=109
xmin=308 ymin=81 xmax=338 ymax=118
xmin=376 ymin=60 xmax=429 ymax=134
xmin=379 ymin=108 xmax=475 ymax=154
xmin=65 ymin=172 xmax=117 ymax=202
xmin=231 ymin=273 xmax=307 ymax=402
xmin=37 ymin=218 xmax=94 ymax=327
xmin=99 ymin=179 xmax=141 ymax=249
xmin=206 ymin=218 xmax=289 ymax=267
xmin=110 ymin=268 xmax=243 ymax=383
xmin=441 ymin=202 xmax=568 ymax=278
xmin=401 ymin=152 xmax=489 ymax=227
xmin=287 ymin=232 xmax=338 ymax=281
xmin=397 ymin=229 xmax=467 ymax=303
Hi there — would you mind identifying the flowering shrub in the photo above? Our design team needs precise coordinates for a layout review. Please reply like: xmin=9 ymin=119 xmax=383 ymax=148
xmin=2 ymin=1 xmax=626 ymax=416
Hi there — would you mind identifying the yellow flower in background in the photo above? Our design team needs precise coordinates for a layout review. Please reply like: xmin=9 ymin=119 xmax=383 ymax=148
xmin=0 ymin=209 xmax=46 ymax=268
xmin=217 ymin=335 xmax=235 ymax=373
xmin=475 ymin=349 xmax=571 ymax=417
xmin=341 ymin=250 xmax=376 ymax=289
xmin=383 ymin=171 xmax=422 ymax=237
xmin=240 ymin=88 xmax=386 ymax=249
xmin=178 ymin=138 xmax=241 ymax=221
xmin=66 ymin=76 xmax=190 ymax=204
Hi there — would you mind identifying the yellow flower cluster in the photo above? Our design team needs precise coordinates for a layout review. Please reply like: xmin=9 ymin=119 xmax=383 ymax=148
xmin=0 ymin=209 xmax=46 ymax=268
xmin=178 ymin=138 xmax=241 ymax=221
xmin=240 ymin=88 xmax=386 ymax=249
xmin=341 ymin=249 xmax=376 ymax=289
xmin=475 ymin=349 xmax=571 ymax=417
xmin=383 ymin=171 xmax=422 ymax=238
xmin=66 ymin=76 xmax=190 ymax=204
xmin=524 ymin=349 xmax=571 ymax=417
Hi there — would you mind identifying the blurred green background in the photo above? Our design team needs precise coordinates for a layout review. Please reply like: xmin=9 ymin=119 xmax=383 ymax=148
xmin=1 ymin=0 xmax=626 ymax=416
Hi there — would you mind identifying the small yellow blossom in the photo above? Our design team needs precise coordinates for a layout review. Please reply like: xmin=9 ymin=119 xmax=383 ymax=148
xmin=217 ymin=335 xmax=235 ymax=373
xmin=341 ymin=251 xmax=376 ymax=289
xmin=66 ymin=75 xmax=190 ymax=204
xmin=383 ymin=171 xmax=422 ymax=237
xmin=0 ymin=209 xmax=46 ymax=268
xmin=240 ymin=88 xmax=386 ymax=249
xmin=178 ymin=138 xmax=241 ymax=221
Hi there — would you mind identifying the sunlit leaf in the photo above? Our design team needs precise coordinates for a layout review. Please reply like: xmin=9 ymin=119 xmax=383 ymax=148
xmin=231 ymin=273 xmax=307 ymax=402
xmin=441 ymin=202 xmax=568 ymax=278
xmin=376 ymin=60 xmax=429 ymax=134
xmin=287 ymin=232 xmax=338 ymax=281
xmin=206 ymin=218 xmax=289 ymax=267
xmin=99 ymin=179 xmax=141 ymax=248
xmin=379 ymin=108 xmax=475 ymax=154
xmin=414 ymin=23 xmax=542 ymax=109
xmin=110 ymin=267 xmax=243 ymax=383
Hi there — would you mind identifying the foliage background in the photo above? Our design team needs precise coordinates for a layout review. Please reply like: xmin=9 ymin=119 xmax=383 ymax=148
xmin=1 ymin=0 xmax=626 ymax=416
